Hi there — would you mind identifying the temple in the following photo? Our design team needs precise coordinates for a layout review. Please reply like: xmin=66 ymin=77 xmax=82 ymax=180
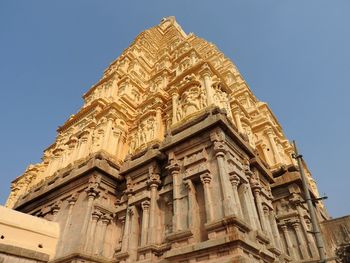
xmin=2 ymin=17 xmax=348 ymax=263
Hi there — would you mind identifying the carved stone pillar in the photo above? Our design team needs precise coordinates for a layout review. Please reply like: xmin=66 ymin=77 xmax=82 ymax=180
xmin=240 ymin=182 xmax=260 ymax=230
xmin=268 ymin=210 xmax=282 ymax=250
xmin=265 ymin=128 xmax=281 ymax=165
xmin=69 ymin=137 xmax=79 ymax=162
xmin=112 ymin=130 xmax=121 ymax=156
xmin=200 ymin=173 xmax=214 ymax=222
xmin=97 ymin=214 xmax=113 ymax=256
xmin=252 ymin=185 xmax=268 ymax=233
xmin=103 ymin=118 xmax=114 ymax=151
xmin=281 ymin=224 xmax=295 ymax=258
xmin=140 ymin=200 xmax=150 ymax=246
xmin=167 ymin=159 xmax=184 ymax=231
xmin=51 ymin=201 xmax=61 ymax=222
xmin=261 ymin=143 xmax=272 ymax=165
xmin=77 ymin=132 xmax=90 ymax=160
xmin=156 ymin=107 xmax=163 ymax=140
xmin=58 ymin=194 xmax=78 ymax=255
xmin=201 ymin=70 xmax=213 ymax=106
xmin=81 ymin=179 xmax=100 ymax=249
xmin=117 ymin=216 xmax=126 ymax=247
xmin=115 ymin=131 xmax=125 ymax=160
xmin=86 ymin=210 xmax=102 ymax=252
xmin=232 ymin=109 xmax=243 ymax=133
xmin=172 ymin=93 xmax=179 ymax=124
xmin=184 ymin=179 xmax=200 ymax=241
xmin=147 ymin=166 xmax=161 ymax=244
xmin=213 ymin=141 xmax=236 ymax=216
xmin=292 ymin=221 xmax=309 ymax=259
xmin=294 ymin=202 xmax=318 ymax=258
xmin=263 ymin=205 xmax=274 ymax=243
xmin=121 ymin=207 xmax=132 ymax=252
xmin=229 ymin=174 xmax=243 ymax=218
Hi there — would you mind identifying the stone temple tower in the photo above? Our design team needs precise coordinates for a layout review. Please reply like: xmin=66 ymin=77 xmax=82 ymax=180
xmin=5 ymin=17 xmax=333 ymax=262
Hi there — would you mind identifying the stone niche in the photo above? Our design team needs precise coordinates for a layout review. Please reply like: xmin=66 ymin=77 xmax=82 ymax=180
xmin=172 ymin=74 xmax=207 ymax=125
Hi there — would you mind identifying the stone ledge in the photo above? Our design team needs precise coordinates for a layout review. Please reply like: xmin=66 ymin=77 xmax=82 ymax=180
xmin=205 ymin=215 xmax=251 ymax=233
xmin=50 ymin=252 xmax=113 ymax=263
xmin=0 ymin=243 xmax=49 ymax=262
xmin=14 ymin=151 xmax=121 ymax=210
xmin=164 ymin=232 xmax=277 ymax=261
xmin=114 ymin=251 xmax=129 ymax=261
xmin=165 ymin=229 xmax=193 ymax=242
xmin=137 ymin=243 xmax=171 ymax=256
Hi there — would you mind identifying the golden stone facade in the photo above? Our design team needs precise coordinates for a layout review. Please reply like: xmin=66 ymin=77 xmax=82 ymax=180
xmin=3 ymin=17 xmax=340 ymax=263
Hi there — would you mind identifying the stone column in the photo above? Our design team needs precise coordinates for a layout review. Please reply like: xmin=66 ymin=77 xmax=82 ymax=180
xmin=265 ymin=128 xmax=281 ymax=164
xmin=244 ymin=92 xmax=251 ymax=108
xmin=200 ymin=173 xmax=214 ymax=222
xmin=240 ymin=182 xmax=260 ymax=230
xmin=156 ymin=107 xmax=162 ymax=140
xmin=103 ymin=118 xmax=114 ymax=151
xmin=69 ymin=138 xmax=79 ymax=162
xmin=140 ymin=200 xmax=150 ymax=246
xmin=184 ymin=179 xmax=200 ymax=241
xmin=252 ymin=185 xmax=269 ymax=233
xmin=77 ymin=133 xmax=90 ymax=160
xmin=268 ymin=210 xmax=282 ymax=250
xmin=51 ymin=201 xmax=61 ymax=222
xmin=261 ymin=143 xmax=272 ymax=165
xmin=58 ymin=194 xmax=77 ymax=255
xmin=112 ymin=130 xmax=121 ymax=156
xmin=232 ymin=109 xmax=243 ymax=133
xmin=281 ymin=224 xmax=295 ymax=258
xmin=168 ymin=160 xmax=184 ymax=231
xmin=97 ymin=214 xmax=113 ymax=256
xmin=115 ymin=131 xmax=124 ymax=160
xmin=147 ymin=167 xmax=161 ymax=244
xmin=121 ymin=207 xmax=132 ymax=252
xmin=292 ymin=221 xmax=309 ymax=259
xmin=80 ymin=184 xmax=99 ymax=249
xmin=213 ymin=141 xmax=236 ymax=216
xmin=172 ymin=93 xmax=179 ymax=124
xmin=263 ymin=205 xmax=274 ymax=243
xmin=295 ymin=204 xmax=318 ymax=258
xmin=201 ymin=71 xmax=213 ymax=106
xmin=229 ymin=174 xmax=243 ymax=218
xmin=117 ymin=216 xmax=126 ymax=247
xmin=86 ymin=210 xmax=102 ymax=252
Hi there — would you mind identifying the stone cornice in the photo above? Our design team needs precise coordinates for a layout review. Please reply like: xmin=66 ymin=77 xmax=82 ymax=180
xmin=57 ymin=99 xmax=107 ymax=133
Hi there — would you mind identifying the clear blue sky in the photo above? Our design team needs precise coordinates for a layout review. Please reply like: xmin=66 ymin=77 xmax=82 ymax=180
xmin=0 ymin=1 xmax=349 ymax=218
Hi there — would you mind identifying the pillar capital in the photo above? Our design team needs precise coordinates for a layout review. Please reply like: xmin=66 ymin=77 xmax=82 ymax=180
xmin=118 ymin=215 xmax=126 ymax=224
xmin=262 ymin=204 xmax=270 ymax=214
xmin=101 ymin=213 xmax=113 ymax=225
xmin=183 ymin=179 xmax=194 ymax=191
xmin=127 ymin=206 xmax=135 ymax=216
xmin=200 ymin=63 xmax=212 ymax=78
xmin=86 ymin=175 xmax=101 ymax=198
xmin=291 ymin=220 xmax=301 ymax=228
xmin=280 ymin=224 xmax=288 ymax=231
xmin=147 ymin=165 xmax=161 ymax=188
xmin=265 ymin=127 xmax=274 ymax=136
xmin=200 ymin=173 xmax=212 ymax=185
xmin=67 ymin=193 xmax=78 ymax=206
xmin=229 ymin=174 xmax=240 ymax=187
xmin=92 ymin=210 xmax=103 ymax=221
xmin=251 ymin=181 xmax=262 ymax=192
xmin=51 ymin=200 xmax=62 ymax=215
xmin=141 ymin=200 xmax=151 ymax=211
xmin=213 ymin=140 xmax=227 ymax=156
